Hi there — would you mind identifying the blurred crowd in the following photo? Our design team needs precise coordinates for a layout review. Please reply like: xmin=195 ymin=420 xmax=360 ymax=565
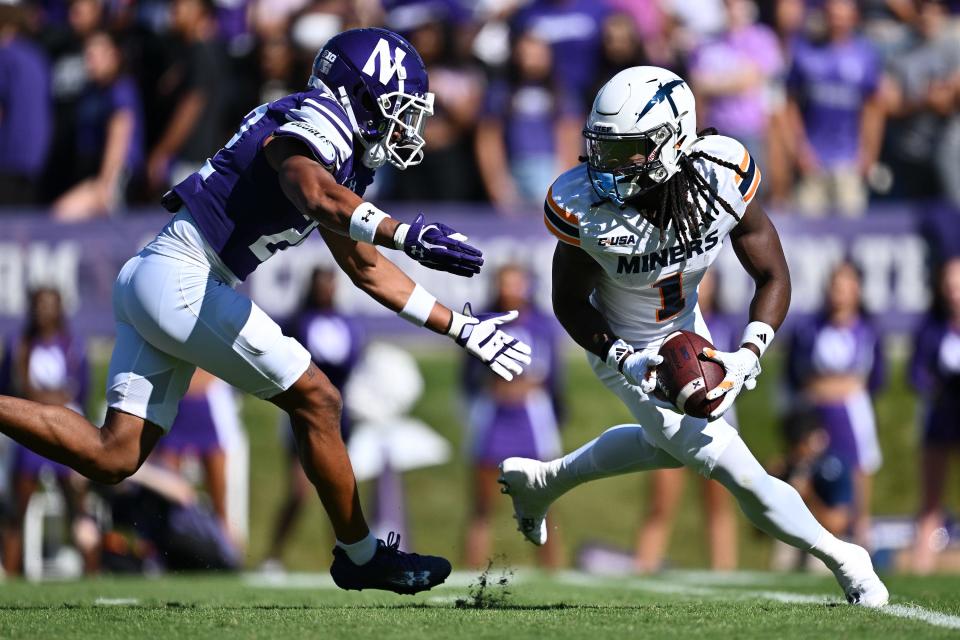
xmin=0 ymin=0 xmax=959 ymax=218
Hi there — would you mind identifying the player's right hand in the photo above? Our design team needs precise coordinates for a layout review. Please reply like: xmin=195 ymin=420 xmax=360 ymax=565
xmin=605 ymin=339 xmax=662 ymax=395
xmin=397 ymin=213 xmax=484 ymax=277
xmin=449 ymin=304 xmax=532 ymax=381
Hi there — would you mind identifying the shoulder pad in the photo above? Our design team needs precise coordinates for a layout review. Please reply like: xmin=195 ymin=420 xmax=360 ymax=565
xmin=543 ymin=165 xmax=591 ymax=246
xmin=690 ymin=135 xmax=761 ymax=208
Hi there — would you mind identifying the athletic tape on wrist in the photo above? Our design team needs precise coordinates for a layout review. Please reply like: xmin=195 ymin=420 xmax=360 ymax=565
xmin=741 ymin=321 xmax=775 ymax=358
xmin=392 ymin=223 xmax=410 ymax=250
xmin=398 ymin=284 xmax=437 ymax=327
xmin=348 ymin=203 xmax=389 ymax=244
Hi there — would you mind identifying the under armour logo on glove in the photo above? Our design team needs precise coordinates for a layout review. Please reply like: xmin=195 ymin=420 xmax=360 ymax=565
xmin=400 ymin=214 xmax=484 ymax=277
xmin=450 ymin=304 xmax=532 ymax=381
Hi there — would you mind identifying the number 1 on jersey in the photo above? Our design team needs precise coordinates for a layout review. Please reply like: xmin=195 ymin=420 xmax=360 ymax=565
xmin=653 ymin=272 xmax=684 ymax=322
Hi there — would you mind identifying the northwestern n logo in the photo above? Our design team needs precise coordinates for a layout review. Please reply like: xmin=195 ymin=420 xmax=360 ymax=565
xmin=362 ymin=38 xmax=407 ymax=86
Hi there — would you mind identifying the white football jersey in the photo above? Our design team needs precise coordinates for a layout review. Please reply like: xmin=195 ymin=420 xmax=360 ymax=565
xmin=544 ymin=135 xmax=761 ymax=347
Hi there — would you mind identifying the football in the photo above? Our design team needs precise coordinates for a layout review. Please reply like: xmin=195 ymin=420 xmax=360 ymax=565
xmin=655 ymin=330 xmax=727 ymax=419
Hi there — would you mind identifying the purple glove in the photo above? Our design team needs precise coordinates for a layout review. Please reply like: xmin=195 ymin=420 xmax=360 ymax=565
xmin=397 ymin=214 xmax=484 ymax=277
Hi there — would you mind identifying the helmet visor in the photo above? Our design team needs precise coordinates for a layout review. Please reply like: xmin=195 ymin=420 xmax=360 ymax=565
xmin=583 ymin=124 xmax=674 ymax=202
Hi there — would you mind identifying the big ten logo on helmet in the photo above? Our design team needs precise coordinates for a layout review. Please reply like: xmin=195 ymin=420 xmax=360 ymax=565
xmin=318 ymin=50 xmax=337 ymax=75
xmin=617 ymin=230 xmax=719 ymax=274
xmin=362 ymin=38 xmax=407 ymax=86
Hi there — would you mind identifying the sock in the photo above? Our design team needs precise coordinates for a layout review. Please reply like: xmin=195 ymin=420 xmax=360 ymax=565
xmin=545 ymin=424 xmax=682 ymax=498
xmin=336 ymin=532 xmax=378 ymax=566
xmin=710 ymin=436 xmax=830 ymax=552
xmin=809 ymin=531 xmax=851 ymax=571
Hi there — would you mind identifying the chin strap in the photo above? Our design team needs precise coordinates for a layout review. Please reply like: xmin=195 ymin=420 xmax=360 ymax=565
xmin=336 ymin=85 xmax=388 ymax=169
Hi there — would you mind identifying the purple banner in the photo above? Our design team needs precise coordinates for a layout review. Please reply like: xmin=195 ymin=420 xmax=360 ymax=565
xmin=0 ymin=205 xmax=942 ymax=340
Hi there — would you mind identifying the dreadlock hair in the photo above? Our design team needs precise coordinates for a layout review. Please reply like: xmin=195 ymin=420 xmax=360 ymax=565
xmin=648 ymin=129 xmax=752 ymax=248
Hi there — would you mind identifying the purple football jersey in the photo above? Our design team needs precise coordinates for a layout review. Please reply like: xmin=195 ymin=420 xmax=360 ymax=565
xmin=171 ymin=84 xmax=374 ymax=281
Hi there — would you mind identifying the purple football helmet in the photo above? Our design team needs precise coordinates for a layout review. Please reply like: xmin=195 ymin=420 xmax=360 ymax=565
xmin=309 ymin=27 xmax=434 ymax=170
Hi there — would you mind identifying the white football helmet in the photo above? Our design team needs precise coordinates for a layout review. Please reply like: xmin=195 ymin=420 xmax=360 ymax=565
xmin=584 ymin=66 xmax=697 ymax=204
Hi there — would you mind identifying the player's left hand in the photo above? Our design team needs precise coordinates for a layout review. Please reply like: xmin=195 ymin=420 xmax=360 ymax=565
xmin=401 ymin=213 xmax=484 ymax=277
xmin=702 ymin=347 xmax=761 ymax=421
xmin=450 ymin=304 xmax=532 ymax=381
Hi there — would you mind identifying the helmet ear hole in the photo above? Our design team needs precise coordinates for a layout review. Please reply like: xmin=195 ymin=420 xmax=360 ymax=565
xmin=359 ymin=88 xmax=376 ymax=113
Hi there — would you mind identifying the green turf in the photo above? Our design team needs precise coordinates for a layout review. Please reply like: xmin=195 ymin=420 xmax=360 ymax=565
xmin=0 ymin=571 xmax=958 ymax=639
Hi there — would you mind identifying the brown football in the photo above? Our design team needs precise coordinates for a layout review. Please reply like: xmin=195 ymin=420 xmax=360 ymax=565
xmin=655 ymin=330 xmax=727 ymax=419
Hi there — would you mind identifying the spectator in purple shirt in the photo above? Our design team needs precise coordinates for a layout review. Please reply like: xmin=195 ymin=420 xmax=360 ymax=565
xmin=0 ymin=2 xmax=52 ymax=206
xmin=910 ymin=256 xmax=960 ymax=574
xmin=0 ymin=288 xmax=97 ymax=575
xmin=475 ymin=29 xmax=582 ymax=210
xmin=691 ymin=0 xmax=784 ymax=175
xmin=53 ymin=31 xmax=143 ymax=220
xmin=785 ymin=0 xmax=887 ymax=216
xmin=635 ymin=270 xmax=739 ymax=572
xmin=511 ymin=0 xmax=609 ymax=96
xmin=462 ymin=264 xmax=564 ymax=569
xmin=786 ymin=261 xmax=884 ymax=546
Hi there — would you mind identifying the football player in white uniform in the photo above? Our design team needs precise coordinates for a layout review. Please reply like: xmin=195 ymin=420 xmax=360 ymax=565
xmin=498 ymin=67 xmax=889 ymax=607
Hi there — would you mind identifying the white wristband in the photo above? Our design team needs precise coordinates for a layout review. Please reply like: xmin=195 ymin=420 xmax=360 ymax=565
xmin=349 ymin=202 xmax=389 ymax=244
xmin=398 ymin=284 xmax=437 ymax=327
xmin=740 ymin=321 xmax=775 ymax=358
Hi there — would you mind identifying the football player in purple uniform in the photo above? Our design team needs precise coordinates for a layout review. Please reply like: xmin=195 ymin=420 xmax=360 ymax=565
xmin=0 ymin=28 xmax=532 ymax=594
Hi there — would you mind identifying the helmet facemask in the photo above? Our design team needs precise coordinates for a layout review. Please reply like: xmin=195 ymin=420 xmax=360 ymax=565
xmin=584 ymin=123 xmax=676 ymax=205
xmin=368 ymin=90 xmax=435 ymax=170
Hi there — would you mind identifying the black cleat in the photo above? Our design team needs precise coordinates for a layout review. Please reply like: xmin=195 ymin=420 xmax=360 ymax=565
xmin=329 ymin=532 xmax=452 ymax=595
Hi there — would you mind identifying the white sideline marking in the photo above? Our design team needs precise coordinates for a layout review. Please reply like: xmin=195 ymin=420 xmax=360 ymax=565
xmin=561 ymin=571 xmax=960 ymax=631
xmin=883 ymin=605 xmax=960 ymax=630
xmin=94 ymin=597 xmax=139 ymax=606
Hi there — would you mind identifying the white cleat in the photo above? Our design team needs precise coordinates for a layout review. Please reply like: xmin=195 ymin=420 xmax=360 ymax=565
xmin=497 ymin=457 xmax=554 ymax=546
xmin=831 ymin=543 xmax=889 ymax=608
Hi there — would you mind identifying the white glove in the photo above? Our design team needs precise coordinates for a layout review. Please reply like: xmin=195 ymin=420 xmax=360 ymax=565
xmin=702 ymin=347 xmax=761 ymax=421
xmin=605 ymin=339 xmax=663 ymax=395
xmin=449 ymin=304 xmax=532 ymax=381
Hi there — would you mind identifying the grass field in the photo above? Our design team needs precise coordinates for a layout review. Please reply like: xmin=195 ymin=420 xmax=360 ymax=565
xmin=1 ymin=570 xmax=960 ymax=639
